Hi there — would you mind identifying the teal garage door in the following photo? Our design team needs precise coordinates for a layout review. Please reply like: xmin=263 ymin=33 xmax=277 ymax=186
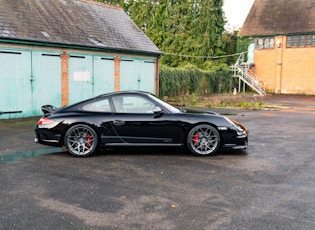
xmin=0 ymin=50 xmax=31 ymax=119
xmin=69 ymin=54 xmax=115 ymax=104
xmin=0 ymin=49 xmax=61 ymax=119
xmin=68 ymin=54 xmax=93 ymax=104
xmin=120 ymin=58 xmax=155 ymax=93
xmin=31 ymin=51 xmax=61 ymax=115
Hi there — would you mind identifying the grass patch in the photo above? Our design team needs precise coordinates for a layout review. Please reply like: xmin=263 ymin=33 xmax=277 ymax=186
xmin=164 ymin=94 xmax=266 ymax=110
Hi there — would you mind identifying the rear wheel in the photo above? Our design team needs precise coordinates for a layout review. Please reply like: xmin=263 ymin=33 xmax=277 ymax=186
xmin=64 ymin=124 xmax=99 ymax=157
xmin=187 ymin=124 xmax=220 ymax=156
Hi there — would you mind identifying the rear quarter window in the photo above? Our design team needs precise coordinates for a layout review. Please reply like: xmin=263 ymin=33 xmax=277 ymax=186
xmin=81 ymin=99 xmax=112 ymax=112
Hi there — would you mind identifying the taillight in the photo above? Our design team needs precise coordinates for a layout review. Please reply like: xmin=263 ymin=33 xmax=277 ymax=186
xmin=37 ymin=117 xmax=54 ymax=125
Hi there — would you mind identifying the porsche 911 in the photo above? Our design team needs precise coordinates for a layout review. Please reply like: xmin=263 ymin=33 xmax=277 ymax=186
xmin=34 ymin=91 xmax=248 ymax=157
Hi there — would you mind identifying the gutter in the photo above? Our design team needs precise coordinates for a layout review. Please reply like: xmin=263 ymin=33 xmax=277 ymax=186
xmin=0 ymin=38 xmax=162 ymax=58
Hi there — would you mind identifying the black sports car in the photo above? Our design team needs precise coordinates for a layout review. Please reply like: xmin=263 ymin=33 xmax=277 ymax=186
xmin=34 ymin=91 xmax=248 ymax=157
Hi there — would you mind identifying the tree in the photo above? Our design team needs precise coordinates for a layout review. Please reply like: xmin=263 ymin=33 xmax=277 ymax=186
xmin=98 ymin=0 xmax=226 ymax=68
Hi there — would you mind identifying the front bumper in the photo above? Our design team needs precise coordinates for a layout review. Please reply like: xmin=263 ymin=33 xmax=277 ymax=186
xmin=221 ymin=123 xmax=248 ymax=150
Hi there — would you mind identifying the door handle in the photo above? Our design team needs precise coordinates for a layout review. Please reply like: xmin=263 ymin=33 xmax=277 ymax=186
xmin=113 ymin=120 xmax=125 ymax=126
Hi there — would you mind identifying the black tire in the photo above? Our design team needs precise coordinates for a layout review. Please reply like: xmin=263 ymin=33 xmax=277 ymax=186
xmin=64 ymin=124 xmax=99 ymax=157
xmin=187 ymin=124 xmax=220 ymax=156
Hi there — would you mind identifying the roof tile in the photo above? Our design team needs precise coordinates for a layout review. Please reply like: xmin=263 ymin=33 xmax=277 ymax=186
xmin=0 ymin=0 xmax=161 ymax=55
xmin=239 ymin=0 xmax=315 ymax=37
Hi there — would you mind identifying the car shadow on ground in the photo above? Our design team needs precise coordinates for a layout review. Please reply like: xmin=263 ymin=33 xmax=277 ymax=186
xmin=0 ymin=147 xmax=248 ymax=164
xmin=96 ymin=147 xmax=247 ymax=158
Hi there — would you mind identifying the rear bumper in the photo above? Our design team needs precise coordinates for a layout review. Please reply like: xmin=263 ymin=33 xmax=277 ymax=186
xmin=34 ymin=126 xmax=63 ymax=147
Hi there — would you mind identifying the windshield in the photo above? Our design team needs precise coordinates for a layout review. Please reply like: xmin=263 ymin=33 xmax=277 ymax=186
xmin=148 ymin=94 xmax=181 ymax=113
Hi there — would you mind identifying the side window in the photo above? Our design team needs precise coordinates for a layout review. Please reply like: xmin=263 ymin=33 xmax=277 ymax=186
xmin=112 ymin=96 xmax=125 ymax=113
xmin=81 ymin=98 xmax=112 ymax=112
xmin=112 ymin=95 xmax=155 ymax=113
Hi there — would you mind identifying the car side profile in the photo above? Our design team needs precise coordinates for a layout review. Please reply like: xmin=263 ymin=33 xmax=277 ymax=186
xmin=34 ymin=91 xmax=248 ymax=157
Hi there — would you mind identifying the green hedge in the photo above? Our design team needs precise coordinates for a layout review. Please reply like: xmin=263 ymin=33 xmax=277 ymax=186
xmin=159 ymin=65 xmax=234 ymax=97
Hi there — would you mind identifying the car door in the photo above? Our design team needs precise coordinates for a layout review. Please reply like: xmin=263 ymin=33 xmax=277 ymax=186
xmin=80 ymin=97 xmax=122 ymax=145
xmin=110 ymin=94 xmax=183 ymax=145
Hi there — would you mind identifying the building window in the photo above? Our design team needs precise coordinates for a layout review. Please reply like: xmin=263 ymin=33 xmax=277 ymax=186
xmin=255 ymin=37 xmax=274 ymax=49
xmin=287 ymin=35 xmax=315 ymax=48
xmin=257 ymin=38 xmax=263 ymax=49
xmin=306 ymin=35 xmax=312 ymax=46
xmin=299 ymin=36 xmax=304 ymax=46
xmin=292 ymin=36 xmax=298 ymax=47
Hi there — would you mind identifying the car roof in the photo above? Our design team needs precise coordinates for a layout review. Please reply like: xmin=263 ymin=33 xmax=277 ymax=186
xmin=95 ymin=90 xmax=152 ymax=98
xmin=59 ymin=91 xmax=153 ymax=111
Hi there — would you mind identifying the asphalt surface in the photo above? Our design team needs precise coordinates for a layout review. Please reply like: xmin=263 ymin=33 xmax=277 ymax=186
xmin=0 ymin=94 xmax=315 ymax=230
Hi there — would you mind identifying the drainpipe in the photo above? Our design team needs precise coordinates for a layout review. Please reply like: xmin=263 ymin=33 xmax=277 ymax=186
xmin=275 ymin=36 xmax=283 ymax=94
xmin=154 ymin=58 xmax=160 ymax=96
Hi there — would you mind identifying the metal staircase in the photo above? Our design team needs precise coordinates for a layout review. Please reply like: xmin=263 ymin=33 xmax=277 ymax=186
xmin=231 ymin=52 xmax=266 ymax=95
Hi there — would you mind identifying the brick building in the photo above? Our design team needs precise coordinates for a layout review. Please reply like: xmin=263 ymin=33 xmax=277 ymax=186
xmin=239 ymin=0 xmax=315 ymax=94
xmin=0 ymin=0 xmax=161 ymax=119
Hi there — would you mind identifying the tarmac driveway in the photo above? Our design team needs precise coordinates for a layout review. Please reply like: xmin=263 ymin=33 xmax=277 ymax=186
xmin=0 ymin=95 xmax=314 ymax=229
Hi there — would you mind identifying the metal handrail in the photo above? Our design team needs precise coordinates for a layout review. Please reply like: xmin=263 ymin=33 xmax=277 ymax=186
xmin=230 ymin=52 xmax=266 ymax=95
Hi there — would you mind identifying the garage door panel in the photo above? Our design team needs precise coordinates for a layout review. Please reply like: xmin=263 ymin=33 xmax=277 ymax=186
xmin=120 ymin=59 xmax=137 ymax=91
xmin=93 ymin=56 xmax=114 ymax=96
xmin=138 ymin=60 xmax=155 ymax=93
xmin=120 ymin=59 xmax=155 ymax=93
xmin=0 ymin=50 xmax=31 ymax=119
xmin=69 ymin=55 xmax=93 ymax=104
xmin=32 ymin=52 xmax=61 ymax=115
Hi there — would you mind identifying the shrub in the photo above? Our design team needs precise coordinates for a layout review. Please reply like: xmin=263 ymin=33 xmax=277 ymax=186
xmin=159 ymin=65 xmax=234 ymax=97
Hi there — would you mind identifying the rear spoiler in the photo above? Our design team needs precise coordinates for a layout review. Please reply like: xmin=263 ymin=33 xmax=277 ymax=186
xmin=41 ymin=105 xmax=57 ymax=115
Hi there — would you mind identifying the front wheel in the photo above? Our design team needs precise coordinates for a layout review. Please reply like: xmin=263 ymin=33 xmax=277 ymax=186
xmin=187 ymin=124 xmax=220 ymax=156
xmin=64 ymin=124 xmax=99 ymax=157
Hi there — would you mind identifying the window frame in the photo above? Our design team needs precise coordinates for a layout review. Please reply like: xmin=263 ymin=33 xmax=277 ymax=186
xmin=255 ymin=37 xmax=275 ymax=49
xmin=286 ymin=34 xmax=315 ymax=48
xmin=112 ymin=95 xmax=156 ymax=114
xmin=81 ymin=98 xmax=113 ymax=113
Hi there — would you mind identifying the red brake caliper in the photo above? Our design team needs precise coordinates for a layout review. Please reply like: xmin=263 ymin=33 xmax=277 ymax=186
xmin=86 ymin=133 xmax=91 ymax=148
xmin=193 ymin=133 xmax=199 ymax=146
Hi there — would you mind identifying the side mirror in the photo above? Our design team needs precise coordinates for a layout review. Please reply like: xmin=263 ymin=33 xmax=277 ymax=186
xmin=153 ymin=106 xmax=164 ymax=117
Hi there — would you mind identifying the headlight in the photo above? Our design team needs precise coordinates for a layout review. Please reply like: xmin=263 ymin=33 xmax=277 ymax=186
xmin=237 ymin=130 xmax=247 ymax=136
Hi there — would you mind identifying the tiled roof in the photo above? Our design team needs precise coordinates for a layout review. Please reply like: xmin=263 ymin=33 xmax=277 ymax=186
xmin=239 ymin=0 xmax=315 ymax=37
xmin=0 ymin=0 xmax=161 ymax=55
